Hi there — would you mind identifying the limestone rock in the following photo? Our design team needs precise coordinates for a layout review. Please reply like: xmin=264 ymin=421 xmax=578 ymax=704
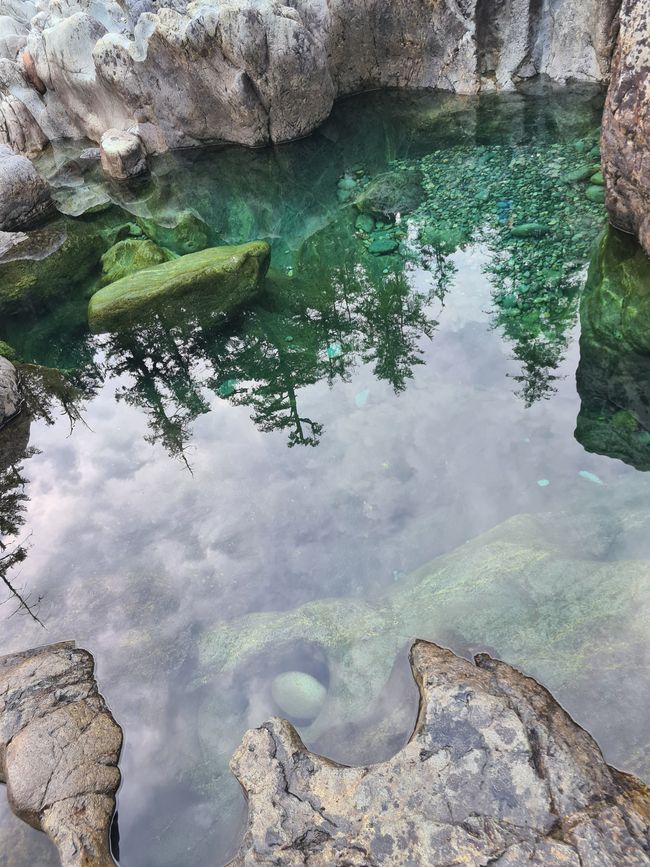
xmin=88 ymin=239 xmax=271 ymax=331
xmin=229 ymin=640 xmax=650 ymax=866
xmin=0 ymin=144 xmax=52 ymax=230
xmin=100 ymin=128 xmax=147 ymax=180
xmin=0 ymin=641 xmax=122 ymax=867
xmin=0 ymin=0 xmax=624 ymax=158
xmin=602 ymin=0 xmax=650 ymax=256
xmin=0 ymin=355 xmax=20 ymax=427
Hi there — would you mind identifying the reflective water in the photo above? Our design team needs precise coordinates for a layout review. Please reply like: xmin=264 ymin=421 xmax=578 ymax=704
xmin=1 ymin=88 xmax=649 ymax=866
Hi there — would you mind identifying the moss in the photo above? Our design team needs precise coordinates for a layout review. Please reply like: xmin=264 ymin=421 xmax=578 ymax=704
xmin=88 ymin=241 xmax=271 ymax=333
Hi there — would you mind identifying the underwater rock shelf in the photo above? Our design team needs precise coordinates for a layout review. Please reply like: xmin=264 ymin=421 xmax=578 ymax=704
xmin=229 ymin=640 xmax=650 ymax=865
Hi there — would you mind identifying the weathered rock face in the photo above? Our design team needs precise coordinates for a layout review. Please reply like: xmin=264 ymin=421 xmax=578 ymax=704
xmin=602 ymin=0 xmax=650 ymax=256
xmin=0 ymin=0 xmax=621 ymax=158
xmin=0 ymin=144 xmax=52 ymax=230
xmin=229 ymin=640 xmax=650 ymax=866
xmin=0 ymin=641 xmax=122 ymax=867
xmin=88 ymin=239 xmax=271 ymax=331
xmin=0 ymin=355 xmax=20 ymax=427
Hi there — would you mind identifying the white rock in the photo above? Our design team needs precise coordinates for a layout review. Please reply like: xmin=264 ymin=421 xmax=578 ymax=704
xmin=0 ymin=143 xmax=51 ymax=229
xmin=100 ymin=127 xmax=147 ymax=179
xmin=0 ymin=355 xmax=20 ymax=427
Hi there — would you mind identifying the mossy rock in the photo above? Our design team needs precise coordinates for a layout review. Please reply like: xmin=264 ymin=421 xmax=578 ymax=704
xmin=0 ymin=340 xmax=17 ymax=362
xmin=99 ymin=239 xmax=176 ymax=287
xmin=355 ymin=168 xmax=424 ymax=219
xmin=88 ymin=240 xmax=271 ymax=333
xmin=136 ymin=209 xmax=211 ymax=255
xmin=586 ymin=185 xmax=605 ymax=204
xmin=0 ymin=218 xmax=116 ymax=315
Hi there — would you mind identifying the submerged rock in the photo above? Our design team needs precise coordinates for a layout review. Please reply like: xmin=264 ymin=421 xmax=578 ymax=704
xmin=601 ymin=0 xmax=650 ymax=256
xmin=100 ymin=237 xmax=175 ymax=286
xmin=0 ymin=641 xmax=122 ymax=867
xmin=355 ymin=168 xmax=423 ymax=219
xmin=88 ymin=240 xmax=271 ymax=331
xmin=270 ymin=671 xmax=327 ymax=721
xmin=229 ymin=640 xmax=650 ymax=866
xmin=0 ymin=355 xmax=20 ymax=427
xmin=0 ymin=145 xmax=52 ymax=231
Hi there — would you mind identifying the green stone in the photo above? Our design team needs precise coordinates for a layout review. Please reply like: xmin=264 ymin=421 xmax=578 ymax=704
xmin=562 ymin=166 xmax=596 ymax=183
xmin=0 ymin=341 xmax=17 ymax=361
xmin=509 ymin=223 xmax=550 ymax=239
xmin=99 ymin=239 xmax=176 ymax=287
xmin=355 ymin=214 xmax=375 ymax=234
xmin=590 ymin=171 xmax=604 ymax=186
xmin=585 ymin=186 xmax=606 ymax=204
xmin=88 ymin=241 xmax=271 ymax=333
xmin=368 ymin=238 xmax=399 ymax=255
xmin=271 ymin=671 xmax=327 ymax=720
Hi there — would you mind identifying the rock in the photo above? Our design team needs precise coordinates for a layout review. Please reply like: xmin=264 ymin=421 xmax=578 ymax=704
xmin=356 ymin=168 xmax=423 ymax=219
xmin=576 ymin=228 xmax=650 ymax=469
xmin=0 ymin=355 xmax=20 ymax=427
xmin=591 ymin=170 xmax=604 ymax=185
xmin=229 ymin=640 xmax=650 ymax=866
xmin=136 ymin=210 xmax=210 ymax=255
xmin=586 ymin=185 xmax=606 ymax=204
xmin=0 ymin=0 xmax=621 ymax=158
xmin=99 ymin=237 xmax=175 ymax=286
xmin=100 ymin=129 xmax=147 ymax=180
xmin=88 ymin=240 xmax=271 ymax=331
xmin=270 ymin=671 xmax=327 ymax=721
xmin=354 ymin=213 xmax=375 ymax=234
xmin=509 ymin=222 xmax=550 ymax=239
xmin=0 ymin=641 xmax=122 ymax=867
xmin=368 ymin=237 xmax=399 ymax=255
xmin=563 ymin=165 xmax=599 ymax=183
xmin=601 ymin=0 xmax=650 ymax=256
xmin=0 ymin=144 xmax=52 ymax=230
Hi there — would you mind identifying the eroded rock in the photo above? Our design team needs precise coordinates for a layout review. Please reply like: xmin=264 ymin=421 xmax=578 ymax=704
xmin=0 ymin=641 xmax=122 ymax=867
xmin=100 ymin=128 xmax=147 ymax=180
xmin=602 ymin=0 xmax=650 ymax=256
xmin=0 ymin=144 xmax=52 ymax=230
xmin=229 ymin=640 xmax=650 ymax=866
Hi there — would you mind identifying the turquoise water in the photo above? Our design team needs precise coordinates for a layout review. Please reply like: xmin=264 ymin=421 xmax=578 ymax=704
xmin=1 ymin=88 xmax=649 ymax=866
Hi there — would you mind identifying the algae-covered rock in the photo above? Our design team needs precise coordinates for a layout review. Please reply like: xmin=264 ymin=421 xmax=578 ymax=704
xmin=576 ymin=228 xmax=650 ymax=470
xmin=88 ymin=241 xmax=271 ymax=333
xmin=509 ymin=222 xmax=550 ymax=239
xmin=355 ymin=168 xmax=423 ymax=219
xmin=586 ymin=185 xmax=606 ymax=204
xmin=136 ymin=210 xmax=211 ymax=255
xmin=99 ymin=238 xmax=176 ymax=287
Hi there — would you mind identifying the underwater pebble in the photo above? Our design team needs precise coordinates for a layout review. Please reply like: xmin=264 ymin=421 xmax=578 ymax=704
xmin=537 ymin=479 xmax=550 ymax=487
xmin=217 ymin=379 xmax=237 ymax=397
xmin=355 ymin=388 xmax=370 ymax=408
xmin=271 ymin=671 xmax=327 ymax=720
xmin=327 ymin=342 xmax=343 ymax=359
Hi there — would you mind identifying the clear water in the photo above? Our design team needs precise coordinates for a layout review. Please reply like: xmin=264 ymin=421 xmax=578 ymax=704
xmin=1 ymin=88 xmax=649 ymax=866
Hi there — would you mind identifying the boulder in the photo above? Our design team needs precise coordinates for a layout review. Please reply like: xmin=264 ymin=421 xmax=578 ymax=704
xmin=602 ymin=0 xmax=650 ymax=256
xmin=0 ymin=144 xmax=52 ymax=230
xmin=355 ymin=168 xmax=424 ymax=219
xmin=0 ymin=641 xmax=122 ymax=867
xmin=100 ymin=128 xmax=148 ymax=180
xmin=229 ymin=640 xmax=650 ymax=866
xmin=88 ymin=240 xmax=271 ymax=331
xmin=0 ymin=355 xmax=20 ymax=427
xmin=99 ymin=237 xmax=175 ymax=286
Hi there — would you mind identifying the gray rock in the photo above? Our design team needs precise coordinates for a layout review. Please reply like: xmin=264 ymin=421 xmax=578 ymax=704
xmin=0 ymin=0 xmax=624 ymax=157
xmin=100 ymin=128 xmax=147 ymax=180
xmin=0 ymin=355 xmax=20 ymax=427
xmin=0 ymin=641 xmax=122 ymax=867
xmin=0 ymin=144 xmax=52 ymax=230
xmin=602 ymin=0 xmax=650 ymax=257
xmin=229 ymin=640 xmax=650 ymax=866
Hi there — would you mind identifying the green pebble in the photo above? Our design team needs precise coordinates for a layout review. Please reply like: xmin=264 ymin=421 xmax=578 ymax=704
xmin=585 ymin=186 xmax=606 ymax=204
xmin=368 ymin=238 xmax=399 ymax=255
xmin=271 ymin=671 xmax=327 ymax=720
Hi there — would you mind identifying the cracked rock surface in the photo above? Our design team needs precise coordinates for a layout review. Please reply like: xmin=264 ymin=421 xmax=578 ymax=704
xmin=602 ymin=0 xmax=650 ymax=256
xmin=229 ymin=640 xmax=650 ymax=866
xmin=0 ymin=641 xmax=123 ymax=867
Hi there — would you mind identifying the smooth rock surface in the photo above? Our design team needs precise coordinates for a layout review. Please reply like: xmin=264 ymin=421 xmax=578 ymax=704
xmin=0 ymin=0 xmax=622 ymax=156
xmin=0 ymin=355 xmax=20 ymax=427
xmin=0 ymin=144 xmax=51 ymax=230
xmin=88 ymin=240 xmax=271 ymax=331
xmin=229 ymin=640 xmax=650 ymax=866
xmin=602 ymin=0 xmax=650 ymax=256
xmin=0 ymin=641 xmax=122 ymax=867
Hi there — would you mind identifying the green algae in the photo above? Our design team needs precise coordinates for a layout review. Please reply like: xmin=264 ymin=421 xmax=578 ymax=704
xmin=99 ymin=238 xmax=176 ymax=287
